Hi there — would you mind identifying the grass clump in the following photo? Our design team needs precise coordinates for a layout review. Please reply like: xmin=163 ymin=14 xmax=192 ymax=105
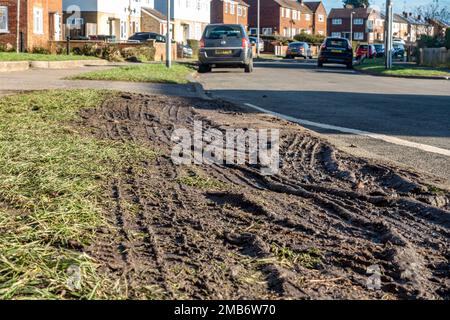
xmin=70 ymin=63 xmax=194 ymax=84
xmin=271 ymin=243 xmax=322 ymax=269
xmin=177 ymin=170 xmax=226 ymax=190
xmin=0 ymin=89 xmax=154 ymax=299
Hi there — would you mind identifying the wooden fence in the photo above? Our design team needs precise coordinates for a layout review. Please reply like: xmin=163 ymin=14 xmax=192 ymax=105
xmin=420 ymin=47 xmax=450 ymax=67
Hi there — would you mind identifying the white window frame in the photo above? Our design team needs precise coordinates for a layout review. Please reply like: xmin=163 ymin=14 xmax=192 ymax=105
xmin=33 ymin=7 xmax=44 ymax=35
xmin=292 ymin=10 xmax=297 ymax=20
xmin=237 ymin=5 xmax=242 ymax=16
xmin=262 ymin=27 xmax=272 ymax=35
xmin=281 ymin=7 xmax=284 ymax=18
xmin=305 ymin=14 xmax=310 ymax=21
xmin=285 ymin=8 xmax=290 ymax=19
xmin=332 ymin=18 xmax=342 ymax=25
xmin=318 ymin=14 xmax=324 ymax=22
xmin=0 ymin=6 xmax=8 ymax=33
xmin=230 ymin=3 xmax=235 ymax=14
xmin=353 ymin=18 xmax=364 ymax=25
xmin=354 ymin=32 xmax=364 ymax=40
xmin=331 ymin=32 xmax=341 ymax=37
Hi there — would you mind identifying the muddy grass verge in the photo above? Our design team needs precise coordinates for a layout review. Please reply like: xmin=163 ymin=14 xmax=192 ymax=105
xmin=75 ymin=92 xmax=449 ymax=300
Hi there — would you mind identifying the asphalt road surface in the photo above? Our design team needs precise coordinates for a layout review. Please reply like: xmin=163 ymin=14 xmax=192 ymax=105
xmin=198 ymin=59 xmax=450 ymax=186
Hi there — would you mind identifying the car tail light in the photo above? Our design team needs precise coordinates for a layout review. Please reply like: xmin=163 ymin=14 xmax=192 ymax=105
xmin=242 ymin=38 xmax=249 ymax=48
xmin=320 ymin=43 xmax=326 ymax=50
xmin=199 ymin=39 xmax=205 ymax=48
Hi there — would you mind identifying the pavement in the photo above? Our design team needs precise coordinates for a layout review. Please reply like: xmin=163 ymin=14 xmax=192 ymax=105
xmin=0 ymin=65 xmax=198 ymax=98
xmin=197 ymin=58 xmax=450 ymax=185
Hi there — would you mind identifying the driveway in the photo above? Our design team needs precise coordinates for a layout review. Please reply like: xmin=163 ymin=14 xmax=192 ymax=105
xmin=198 ymin=59 xmax=450 ymax=184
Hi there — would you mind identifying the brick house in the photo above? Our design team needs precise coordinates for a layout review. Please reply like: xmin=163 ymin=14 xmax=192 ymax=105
xmin=141 ymin=6 xmax=168 ymax=35
xmin=211 ymin=0 xmax=249 ymax=28
xmin=327 ymin=7 xmax=384 ymax=43
xmin=0 ymin=0 xmax=63 ymax=51
xmin=247 ymin=0 xmax=315 ymax=38
xmin=304 ymin=1 xmax=326 ymax=36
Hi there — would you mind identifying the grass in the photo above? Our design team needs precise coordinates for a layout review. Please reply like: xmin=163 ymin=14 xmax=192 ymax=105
xmin=271 ymin=243 xmax=322 ymax=269
xmin=355 ymin=58 xmax=450 ymax=78
xmin=0 ymin=52 xmax=99 ymax=61
xmin=70 ymin=63 xmax=194 ymax=84
xmin=0 ymin=90 xmax=155 ymax=299
xmin=177 ymin=170 xmax=226 ymax=190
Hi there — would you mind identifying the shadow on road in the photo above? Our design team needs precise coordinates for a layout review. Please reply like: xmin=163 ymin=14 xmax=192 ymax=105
xmin=199 ymin=89 xmax=450 ymax=139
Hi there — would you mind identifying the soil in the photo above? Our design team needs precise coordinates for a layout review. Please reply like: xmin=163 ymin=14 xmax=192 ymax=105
xmin=78 ymin=93 xmax=450 ymax=300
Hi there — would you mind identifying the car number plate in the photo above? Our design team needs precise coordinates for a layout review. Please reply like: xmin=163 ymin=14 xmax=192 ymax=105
xmin=331 ymin=49 xmax=343 ymax=53
xmin=215 ymin=50 xmax=232 ymax=55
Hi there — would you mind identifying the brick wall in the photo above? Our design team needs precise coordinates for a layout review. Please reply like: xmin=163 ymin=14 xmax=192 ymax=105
xmin=312 ymin=3 xmax=327 ymax=35
xmin=142 ymin=13 xmax=163 ymax=34
xmin=211 ymin=0 xmax=249 ymax=27
xmin=0 ymin=0 xmax=62 ymax=51
xmin=247 ymin=0 xmax=280 ymax=34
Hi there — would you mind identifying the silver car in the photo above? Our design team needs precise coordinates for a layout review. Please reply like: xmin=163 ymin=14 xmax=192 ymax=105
xmin=198 ymin=24 xmax=253 ymax=73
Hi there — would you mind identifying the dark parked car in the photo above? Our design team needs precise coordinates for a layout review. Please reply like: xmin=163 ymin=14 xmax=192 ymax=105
xmin=128 ymin=32 xmax=166 ymax=43
xmin=393 ymin=43 xmax=405 ymax=58
xmin=285 ymin=42 xmax=312 ymax=59
xmin=356 ymin=44 xmax=377 ymax=59
xmin=198 ymin=24 xmax=253 ymax=73
xmin=373 ymin=44 xmax=385 ymax=57
xmin=318 ymin=37 xmax=353 ymax=69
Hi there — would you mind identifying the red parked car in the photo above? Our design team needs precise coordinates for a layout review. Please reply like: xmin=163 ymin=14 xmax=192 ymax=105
xmin=356 ymin=44 xmax=377 ymax=59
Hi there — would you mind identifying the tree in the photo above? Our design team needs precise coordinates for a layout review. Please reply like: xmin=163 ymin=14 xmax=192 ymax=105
xmin=343 ymin=0 xmax=370 ymax=8
xmin=445 ymin=28 xmax=450 ymax=49
xmin=415 ymin=0 xmax=450 ymax=25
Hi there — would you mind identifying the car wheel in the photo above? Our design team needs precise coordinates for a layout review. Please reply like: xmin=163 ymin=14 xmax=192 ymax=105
xmin=244 ymin=60 xmax=254 ymax=73
xmin=346 ymin=63 xmax=353 ymax=69
xmin=198 ymin=64 xmax=211 ymax=73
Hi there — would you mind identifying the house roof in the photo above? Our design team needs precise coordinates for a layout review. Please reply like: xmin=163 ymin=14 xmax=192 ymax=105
xmin=274 ymin=0 xmax=313 ymax=14
xmin=328 ymin=7 xmax=371 ymax=19
xmin=304 ymin=1 xmax=322 ymax=13
xmin=142 ymin=7 xmax=167 ymax=22
xmin=237 ymin=0 xmax=250 ymax=7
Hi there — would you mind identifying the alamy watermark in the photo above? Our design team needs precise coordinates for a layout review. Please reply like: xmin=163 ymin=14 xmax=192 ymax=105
xmin=171 ymin=121 xmax=280 ymax=175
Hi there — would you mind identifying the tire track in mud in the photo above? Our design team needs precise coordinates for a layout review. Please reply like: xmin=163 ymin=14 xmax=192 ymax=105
xmin=78 ymin=93 xmax=450 ymax=300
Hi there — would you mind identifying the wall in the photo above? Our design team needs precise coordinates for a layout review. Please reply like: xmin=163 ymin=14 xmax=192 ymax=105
xmin=247 ymin=0 xmax=280 ymax=34
xmin=312 ymin=3 xmax=327 ymax=36
xmin=420 ymin=47 xmax=450 ymax=67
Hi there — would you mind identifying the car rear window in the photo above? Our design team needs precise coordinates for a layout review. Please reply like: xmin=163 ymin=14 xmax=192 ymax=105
xmin=326 ymin=39 xmax=348 ymax=48
xmin=129 ymin=34 xmax=148 ymax=40
xmin=204 ymin=25 xmax=243 ymax=39
xmin=289 ymin=43 xmax=303 ymax=47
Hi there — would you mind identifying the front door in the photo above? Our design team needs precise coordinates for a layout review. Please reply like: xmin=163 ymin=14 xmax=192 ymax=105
xmin=54 ymin=13 xmax=61 ymax=41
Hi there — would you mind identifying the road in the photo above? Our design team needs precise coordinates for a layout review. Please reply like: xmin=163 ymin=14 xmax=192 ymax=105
xmin=198 ymin=59 xmax=450 ymax=185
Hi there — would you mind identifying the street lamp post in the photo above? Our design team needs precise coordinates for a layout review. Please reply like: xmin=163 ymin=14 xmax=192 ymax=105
xmin=257 ymin=0 xmax=260 ymax=58
xmin=385 ymin=0 xmax=394 ymax=69
xmin=166 ymin=0 xmax=171 ymax=68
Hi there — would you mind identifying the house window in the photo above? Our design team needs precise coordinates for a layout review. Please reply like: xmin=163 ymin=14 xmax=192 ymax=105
xmin=0 ymin=6 xmax=8 ymax=33
xmin=285 ymin=8 xmax=290 ymax=19
xmin=305 ymin=14 xmax=310 ymax=21
xmin=353 ymin=18 xmax=364 ymax=25
xmin=292 ymin=10 xmax=297 ymax=20
xmin=230 ymin=3 xmax=235 ymax=14
xmin=224 ymin=3 xmax=228 ymax=13
xmin=243 ymin=7 xmax=246 ymax=17
xmin=237 ymin=6 xmax=242 ymax=16
xmin=33 ymin=7 xmax=44 ymax=34
xmin=354 ymin=32 xmax=364 ymax=40
xmin=331 ymin=32 xmax=341 ymax=37
xmin=318 ymin=14 xmax=324 ymax=22
xmin=120 ymin=20 xmax=127 ymax=39
xmin=332 ymin=18 xmax=342 ymax=25
xmin=262 ymin=28 xmax=272 ymax=35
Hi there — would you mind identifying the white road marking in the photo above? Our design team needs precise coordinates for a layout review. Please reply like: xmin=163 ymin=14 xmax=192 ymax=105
xmin=244 ymin=103 xmax=450 ymax=157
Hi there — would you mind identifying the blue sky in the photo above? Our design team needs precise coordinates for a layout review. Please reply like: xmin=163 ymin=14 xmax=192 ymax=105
xmin=322 ymin=0 xmax=450 ymax=13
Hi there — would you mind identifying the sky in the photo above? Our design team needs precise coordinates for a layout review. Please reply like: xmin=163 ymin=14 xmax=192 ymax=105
xmin=322 ymin=0 xmax=450 ymax=13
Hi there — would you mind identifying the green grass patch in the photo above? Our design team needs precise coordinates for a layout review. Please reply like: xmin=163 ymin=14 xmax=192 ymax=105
xmin=177 ymin=170 xmax=226 ymax=190
xmin=0 ymin=90 xmax=155 ymax=299
xmin=355 ymin=58 xmax=450 ymax=78
xmin=70 ymin=63 xmax=194 ymax=84
xmin=271 ymin=243 xmax=322 ymax=269
xmin=0 ymin=52 xmax=99 ymax=61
